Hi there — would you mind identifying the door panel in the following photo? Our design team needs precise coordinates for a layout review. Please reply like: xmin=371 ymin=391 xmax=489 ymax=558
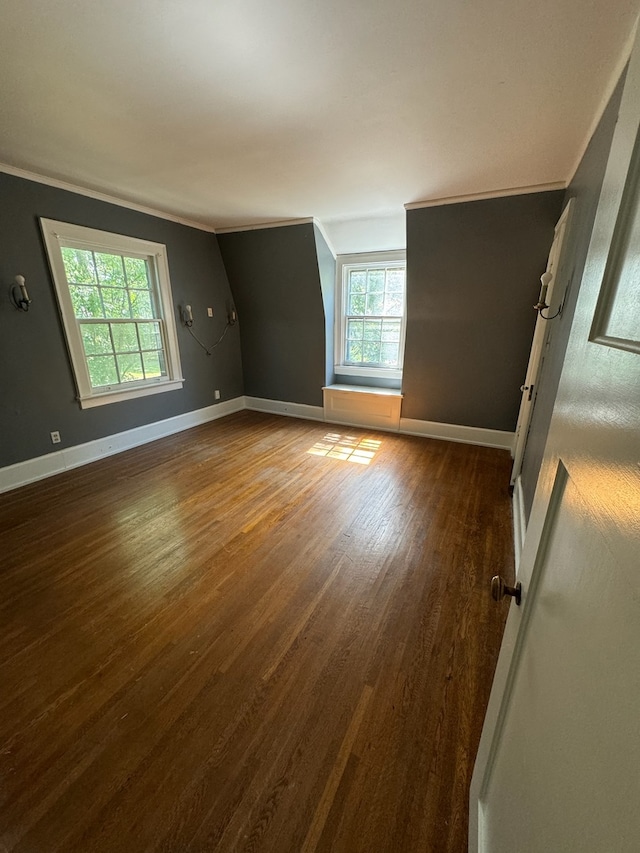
xmin=510 ymin=200 xmax=573 ymax=485
xmin=481 ymin=465 xmax=640 ymax=852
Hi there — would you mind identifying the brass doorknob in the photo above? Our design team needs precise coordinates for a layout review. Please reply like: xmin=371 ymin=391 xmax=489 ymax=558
xmin=491 ymin=575 xmax=522 ymax=606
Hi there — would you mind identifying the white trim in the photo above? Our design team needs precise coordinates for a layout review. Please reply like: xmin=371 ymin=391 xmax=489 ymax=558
xmin=565 ymin=20 xmax=638 ymax=189
xmin=0 ymin=162 xmax=216 ymax=232
xmin=0 ymin=397 xmax=244 ymax=494
xmin=40 ymin=218 xmax=184 ymax=408
xmin=512 ymin=475 xmax=526 ymax=569
xmin=215 ymin=216 xmax=338 ymax=259
xmin=404 ymin=182 xmax=566 ymax=211
xmin=335 ymin=250 xmax=407 ymax=377
xmin=244 ymin=396 xmax=324 ymax=421
xmin=78 ymin=379 xmax=185 ymax=409
xmin=215 ymin=217 xmax=314 ymax=234
xmin=323 ymin=384 xmax=402 ymax=397
xmin=399 ymin=417 xmax=515 ymax=453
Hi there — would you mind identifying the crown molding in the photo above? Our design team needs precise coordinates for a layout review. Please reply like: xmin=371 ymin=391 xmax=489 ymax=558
xmin=405 ymin=182 xmax=566 ymax=211
xmin=215 ymin=217 xmax=314 ymax=234
xmin=0 ymin=163 xmax=217 ymax=232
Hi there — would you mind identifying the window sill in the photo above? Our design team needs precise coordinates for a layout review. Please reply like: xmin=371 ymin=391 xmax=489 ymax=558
xmin=78 ymin=378 xmax=184 ymax=409
xmin=334 ymin=364 xmax=402 ymax=381
xmin=323 ymin=384 xmax=403 ymax=397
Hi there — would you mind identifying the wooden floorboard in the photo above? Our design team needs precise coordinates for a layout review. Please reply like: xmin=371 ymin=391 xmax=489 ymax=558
xmin=0 ymin=411 xmax=513 ymax=852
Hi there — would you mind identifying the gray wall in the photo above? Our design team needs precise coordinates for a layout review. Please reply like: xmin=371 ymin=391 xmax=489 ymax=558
xmin=0 ymin=172 xmax=243 ymax=468
xmin=520 ymin=73 xmax=626 ymax=519
xmin=403 ymin=191 xmax=564 ymax=431
xmin=218 ymin=223 xmax=327 ymax=407
xmin=313 ymin=225 xmax=336 ymax=387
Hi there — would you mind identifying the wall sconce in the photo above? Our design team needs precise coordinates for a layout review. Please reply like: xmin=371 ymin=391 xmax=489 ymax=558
xmin=180 ymin=304 xmax=194 ymax=327
xmin=11 ymin=275 xmax=31 ymax=311
xmin=182 ymin=302 xmax=237 ymax=356
xmin=533 ymin=271 xmax=560 ymax=320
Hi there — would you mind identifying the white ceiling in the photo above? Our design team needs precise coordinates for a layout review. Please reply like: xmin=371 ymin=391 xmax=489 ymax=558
xmin=0 ymin=0 xmax=637 ymax=247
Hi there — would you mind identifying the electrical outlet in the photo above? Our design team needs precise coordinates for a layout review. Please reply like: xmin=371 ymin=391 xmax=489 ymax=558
xmin=214 ymin=389 xmax=221 ymax=400
xmin=50 ymin=431 xmax=61 ymax=444
xmin=207 ymin=307 xmax=213 ymax=317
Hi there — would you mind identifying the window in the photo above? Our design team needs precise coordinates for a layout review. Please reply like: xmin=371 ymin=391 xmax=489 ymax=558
xmin=41 ymin=219 xmax=184 ymax=408
xmin=335 ymin=251 xmax=406 ymax=379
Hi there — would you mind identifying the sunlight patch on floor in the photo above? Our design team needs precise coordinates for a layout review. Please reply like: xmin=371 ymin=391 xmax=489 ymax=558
xmin=307 ymin=432 xmax=381 ymax=465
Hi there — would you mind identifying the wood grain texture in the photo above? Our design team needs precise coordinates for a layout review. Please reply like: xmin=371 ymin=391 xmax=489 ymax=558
xmin=0 ymin=411 xmax=513 ymax=852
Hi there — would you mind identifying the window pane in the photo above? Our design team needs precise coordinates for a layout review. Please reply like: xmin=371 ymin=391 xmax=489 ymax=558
xmin=142 ymin=351 xmax=165 ymax=379
xmin=383 ymin=293 xmax=403 ymax=316
xmin=138 ymin=322 xmax=163 ymax=350
xmin=363 ymin=319 xmax=382 ymax=340
xmin=381 ymin=319 xmax=401 ymax=341
xmin=386 ymin=269 xmax=405 ymax=292
xmin=340 ymin=259 xmax=406 ymax=372
xmin=87 ymin=355 xmax=118 ymax=387
xmin=117 ymin=353 xmax=144 ymax=383
xmin=346 ymin=341 xmax=363 ymax=363
xmin=130 ymin=290 xmax=154 ymax=319
xmin=111 ymin=323 xmax=139 ymax=352
xmin=348 ymin=293 xmax=366 ymax=315
xmin=101 ymin=287 xmax=131 ymax=318
xmin=365 ymin=293 xmax=384 ymax=315
xmin=70 ymin=285 xmax=104 ymax=318
xmin=62 ymin=248 xmax=97 ymax=284
xmin=367 ymin=270 xmax=385 ymax=292
xmin=80 ymin=323 xmax=112 ymax=355
xmin=363 ymin=341 xmax=381 ymax=363
xmin=381 ymin=342 xmax=399 ymax=365
xmin=124 ymin=256 xmax=150 ymax=289
xmin=348 ymin=270 xmax=367 ymax=294
xmin=95 ymin=253 xmax=126 ymax=287
xmin=347 ymin=319 xmax=363 ymax=340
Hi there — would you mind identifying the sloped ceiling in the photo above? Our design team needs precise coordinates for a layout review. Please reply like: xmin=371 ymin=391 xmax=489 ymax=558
xmin=0 ymin=0 xmax=637 ymax=238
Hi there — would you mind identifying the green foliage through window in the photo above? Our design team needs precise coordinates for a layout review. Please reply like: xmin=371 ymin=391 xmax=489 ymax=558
xmin=61 ymin=245 xmax=166 ymax=390
xmin=344 ymin=264 xmax=405 ymax=367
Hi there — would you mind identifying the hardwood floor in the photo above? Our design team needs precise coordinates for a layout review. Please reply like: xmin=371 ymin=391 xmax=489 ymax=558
xmin=0 ymin=412 xmax=513 ymax=852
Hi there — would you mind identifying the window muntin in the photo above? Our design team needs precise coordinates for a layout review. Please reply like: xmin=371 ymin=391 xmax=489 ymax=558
xmin=336 ymin=252 xmax=406 ymax=378
xmin=41 ymin=220 xmax=184 ymax=408
xmin=61 ymin=246 xmax=167 ymax=390
xmin=344 ymin=264 xmax=404 ymax=368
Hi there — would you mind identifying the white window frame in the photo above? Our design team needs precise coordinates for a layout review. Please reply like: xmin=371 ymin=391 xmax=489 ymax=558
xmin=335 ymin=250 xmax=407 ymax=380
xmin=41 ymin=218 xmax=184 ymax=409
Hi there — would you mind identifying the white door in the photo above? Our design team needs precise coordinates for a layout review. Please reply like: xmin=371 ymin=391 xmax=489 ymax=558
xmin=471 ymin=22 xmax=640 ymax=853
xmin=510 ymin=198 xmax=573 ymax=486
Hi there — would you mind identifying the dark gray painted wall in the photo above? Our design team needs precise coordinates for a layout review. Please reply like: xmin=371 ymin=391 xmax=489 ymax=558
xmin=0 ymin=172 xmax=243 ymax=468
xmin=403 ymin=191 xmax=564 ymax=431
xmin=313 ymin=225 xmax=336 ymax=387
xmin=520 ymin=73 xmax=626 ymax=519
xmin=218 ymin=224 xmax=326 ymax=407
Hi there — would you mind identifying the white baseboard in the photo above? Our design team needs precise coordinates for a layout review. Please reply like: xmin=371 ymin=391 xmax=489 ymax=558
xmin=244 ymin=396 xmax=324 ymax=422
xmin=512 ymin=474 xmax=526 ymax=568
xmin=399 ymin=417 xmax=515 ymax=453
xmin=0 ymin=397 xmax=244 ymax=494
xmin=1 ymin=396 xmax=517 ymax=494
